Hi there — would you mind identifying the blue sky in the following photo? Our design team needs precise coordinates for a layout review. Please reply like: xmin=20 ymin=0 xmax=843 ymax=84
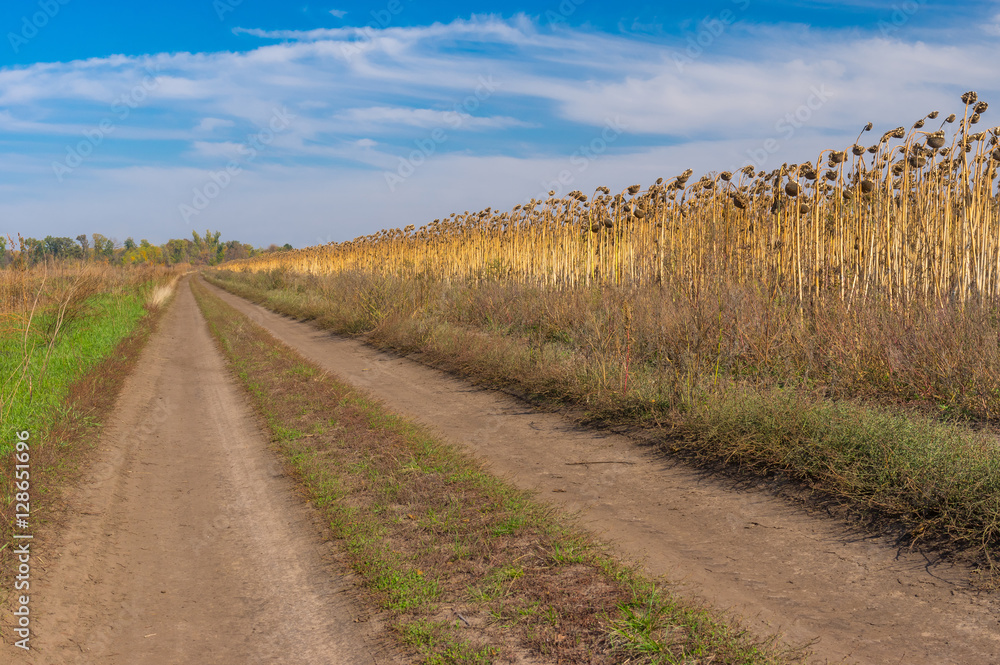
xmin=1 ymin=0 xmax=999 ymax=248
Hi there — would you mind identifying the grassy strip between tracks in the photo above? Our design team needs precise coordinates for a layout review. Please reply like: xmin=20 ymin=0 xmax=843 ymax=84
xmin=191 ymin=277 xmax=801 ymax=665
xmin=204 ymin=270 xmax=1000 ymax=576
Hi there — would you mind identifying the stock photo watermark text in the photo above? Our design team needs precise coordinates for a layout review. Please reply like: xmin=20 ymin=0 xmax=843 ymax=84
xmin=7 ymin=0 xmax=70 ymax=53
xmin=179 ymin=107 xmax=294 ymax=223
xmin=10 ymin=430 xmax=33 ymax=651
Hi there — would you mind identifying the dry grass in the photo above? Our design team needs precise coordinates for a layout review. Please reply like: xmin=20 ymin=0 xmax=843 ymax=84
xmin=147 ymin=275 xmax=181 ymax=309
xmin=206 ymin=268 xmax=1000 ymax=571
xmin=208 ymin=269 xmax=1000 ymax=421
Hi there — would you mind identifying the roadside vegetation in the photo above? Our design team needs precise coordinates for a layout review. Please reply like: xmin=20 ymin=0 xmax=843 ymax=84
xmin=192 ymin=277 xmax=800 ymax=664
xmin=210 ymin=94 xmax=1000 ymax=573
xmin=205 ymin=269 xmax=1000 ymax=569
xmin=0 ymin=262 xmax=180 ymax=598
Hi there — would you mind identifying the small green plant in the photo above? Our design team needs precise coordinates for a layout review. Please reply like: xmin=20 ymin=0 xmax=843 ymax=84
xmin=399 ymin=619 xmax=500 ymax=664
xmin=548 ymin=538 xmax=588 ymax=564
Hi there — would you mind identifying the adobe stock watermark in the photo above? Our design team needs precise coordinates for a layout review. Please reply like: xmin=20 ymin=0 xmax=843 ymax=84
xmin=214 ymin=0 xmax=244 ymax=21
xmin=340 ymin=0 xmax=416 ymax=62
xmin=383 ymin=75 xmax=500 ymax=192
xmin=10 ymin=430 xmax=32 ymax=651
xmin=672 ymin=0 xmax=751 ymax=73
xmin=542 ymin=0 xmax=586 ymax=28
xmin=179 ymin=107 xmax=295 ymax=224
xmin=7 ymin=0 xmax=71 ymax=54
xmin=534 ymin=116 xmax=628 ymax=200
xmin=877 ymin=0 xmax=925 ymax=38
xmin=52 ymin=61 xmax=162 ymax=182
xmin=744 ymin=85 xmax=833 ymax=169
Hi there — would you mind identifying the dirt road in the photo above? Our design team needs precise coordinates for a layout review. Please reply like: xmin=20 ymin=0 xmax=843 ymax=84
xmin=1 ymin=280 xmax=394 ymax=664
xmin=205 ymin=279 xmax=1000 ymax=665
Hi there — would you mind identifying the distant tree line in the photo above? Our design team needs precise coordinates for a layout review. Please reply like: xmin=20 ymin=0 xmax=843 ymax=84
xmin=0 ymin=230 xmax=293 ymax=269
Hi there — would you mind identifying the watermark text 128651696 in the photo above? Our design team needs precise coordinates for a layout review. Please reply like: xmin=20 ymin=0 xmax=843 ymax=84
xmin=11 ymin=430 xmax=33 ymax=651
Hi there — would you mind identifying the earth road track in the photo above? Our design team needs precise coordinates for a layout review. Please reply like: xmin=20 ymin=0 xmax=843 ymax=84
xmin=1 ymin=278 xmax=397 ymax=665
xmin=203 ymin=277 xmax=1000 ymax=665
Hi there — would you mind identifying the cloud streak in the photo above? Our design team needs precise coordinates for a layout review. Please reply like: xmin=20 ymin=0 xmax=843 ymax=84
xmin=0 ymin=13 xmax=998 ymax=247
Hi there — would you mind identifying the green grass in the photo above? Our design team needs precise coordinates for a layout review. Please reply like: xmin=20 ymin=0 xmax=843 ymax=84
xmin=675 ymin=388 xmax=1000 ymax=554
xmin=0 ymin=291 xmax=149 ymax=455
xmin=399 ymin=619 xmax=500 ymax=664
xmin=192 ymin=276 xmax=799 ymax=665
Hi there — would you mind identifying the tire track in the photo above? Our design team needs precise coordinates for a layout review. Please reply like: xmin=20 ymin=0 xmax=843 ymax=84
xmin=2 ymin=278 xmax=395 ymax=665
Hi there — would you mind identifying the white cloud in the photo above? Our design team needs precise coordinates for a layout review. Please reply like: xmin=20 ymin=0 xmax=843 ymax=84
xmin=2 ymin=14 xmax=1000 ymax=248
xmin=189 ymin=141 xmax=246 ymax=159
xmin=329 ymin=9 xmax=347 ymax=18
xmin=984 ymin=12 xmax=1000 ymax=35
xmin=197 ymin=117 xmax=236 ymax=132
xmin=332 ymin=106 xmax=532 ymax=131
xmin=233 ymin=15 xmax=535 ymax=45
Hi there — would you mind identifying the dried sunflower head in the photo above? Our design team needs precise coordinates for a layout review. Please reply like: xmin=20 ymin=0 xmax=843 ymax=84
xmin=926 ymin=131 xmax=946 ymax=149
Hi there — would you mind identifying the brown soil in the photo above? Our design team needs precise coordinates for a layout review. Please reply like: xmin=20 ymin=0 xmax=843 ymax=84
xmin=203 ymin=279 xmax=1000 ymax=665
xmin=1 ymin=280 xmax=397 ymax=664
